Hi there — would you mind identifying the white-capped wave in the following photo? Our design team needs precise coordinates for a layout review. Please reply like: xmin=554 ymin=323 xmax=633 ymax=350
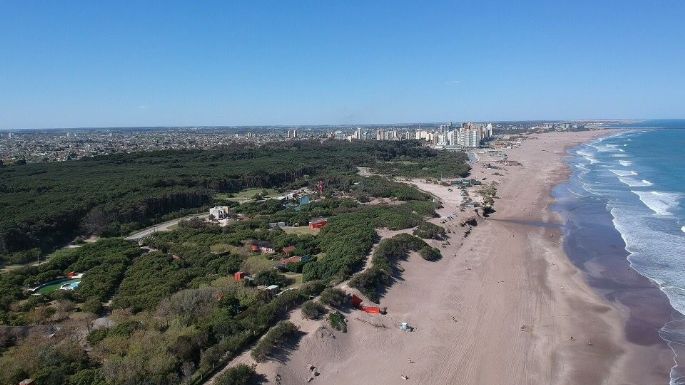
xmin=632 ymin=191 xmax=682 ymax=216
xmin=610 ymin=206 xmax=685 ymax=316
xmin=577 ymin=149 xmax=599 ymax=164
xmin=682 ymin=226 xmax=685 ymax=233
xmin=612 ymin=153 xmax=629 ymax=158
xmin=592 ymin=143 xmax=620 ymax=152
xmin=610 ymin=169 xmax=638 ymax=177
xmin=619 ymin=160 xmax=633 ymax=167
xmin=618 ymin=177 xmax=653 ymax=187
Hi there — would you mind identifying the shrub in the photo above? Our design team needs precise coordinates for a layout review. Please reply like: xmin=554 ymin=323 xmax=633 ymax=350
xmin=319 ymin=288 xmax=349 ymax=308
xmin=254 ymin=270 xmax=290 ymax=287
xmin=68 ymin=368 xmax=107 ymax=385
xmin=419 ymin=246 xmax=441 ymax=261
xmin=86 ymin=329 xmax=109 ymax=345
xmin=301 ymin=301 xmax=327 ymax=320
xmin=328 ymin=311 xmax=347 ymax=333
xmin=298 ymin=280 xmax=326 ymax=297
xmin=412 ymin=221 xmax=446 ymax=240
xmin=251 ymin=321 xmax=299 ymax=362
xmin=81 ymin=297 xmax=103 ymax=315
xmin=215 ymin=364 xmax=258 ymax=385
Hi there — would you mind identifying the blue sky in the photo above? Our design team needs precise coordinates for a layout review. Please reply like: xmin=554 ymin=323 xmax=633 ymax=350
xmin=1 ymin=1 xmax=684 ymax=128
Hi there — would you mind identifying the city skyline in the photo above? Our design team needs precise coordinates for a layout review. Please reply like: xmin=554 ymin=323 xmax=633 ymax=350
xmin=1 ymin=1 xmax=685 ymax=129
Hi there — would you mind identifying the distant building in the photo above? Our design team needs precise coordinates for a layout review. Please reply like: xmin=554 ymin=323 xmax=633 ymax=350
xmin=454 ymin=122 xmax=492 ymax=148
xmin=209 ymin=206 xmax=230 ymax=219
xmin=353 ymin=127 xmax=363 ymax=140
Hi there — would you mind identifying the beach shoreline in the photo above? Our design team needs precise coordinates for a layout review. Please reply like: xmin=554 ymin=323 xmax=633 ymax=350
xmin=223 ymin=131 xmax=673 ymax=385
xmin=555 ymin=131 xmax=680 ymax=384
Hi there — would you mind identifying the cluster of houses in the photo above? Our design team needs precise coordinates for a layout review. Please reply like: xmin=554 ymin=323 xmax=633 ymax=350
xmin=233 ymin=237 xmax=320 ymax=298
xmin=208 ymin=189 xmax=322 ymax=227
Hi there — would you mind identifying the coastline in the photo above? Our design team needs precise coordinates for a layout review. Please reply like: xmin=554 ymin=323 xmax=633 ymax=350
xmin=222 ymin=131 xmax=672 ymax=384
xmin=555 ymin=132 xmax=680 ymax=383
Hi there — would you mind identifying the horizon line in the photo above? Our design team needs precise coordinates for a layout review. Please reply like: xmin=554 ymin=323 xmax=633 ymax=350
xmin=3 ymin=118 xmax=677 ymax=131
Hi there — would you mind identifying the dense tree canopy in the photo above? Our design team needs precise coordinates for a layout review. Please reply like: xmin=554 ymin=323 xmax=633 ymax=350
xmin=0 ymin=140 xmax=468 ymax=264
xmin=0 ymin=139 xmax=469 ymax=385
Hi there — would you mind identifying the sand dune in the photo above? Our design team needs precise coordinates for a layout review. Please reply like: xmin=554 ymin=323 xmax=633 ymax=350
xmin=220 ymin=131 xmax=672 ymax=385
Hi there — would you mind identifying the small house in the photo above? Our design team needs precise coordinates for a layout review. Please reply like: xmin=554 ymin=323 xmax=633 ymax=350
xmin=209 ymin=206 xmax=231 ymax=220
xmin=257 ymin=284 xmax=280 ymax=299
xmin=255 ymin=241 xmax=275 ymax=254
xmin=308 ymin=218 xmax=328 ymax=230
xmin=234 ymin=271 xmax=247 ymax=281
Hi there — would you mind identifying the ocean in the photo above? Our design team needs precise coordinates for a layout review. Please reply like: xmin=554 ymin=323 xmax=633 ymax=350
xmin=555 ymin=123 xmax=685 ymax=384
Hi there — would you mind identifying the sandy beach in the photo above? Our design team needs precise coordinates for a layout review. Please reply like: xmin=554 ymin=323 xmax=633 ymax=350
xmin=216 ymin=131 xmax=672 ymax=385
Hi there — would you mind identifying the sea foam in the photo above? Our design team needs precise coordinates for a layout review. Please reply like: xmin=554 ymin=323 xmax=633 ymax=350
xmin=576 ymin=149 xmax=599 ymax=164
xmin=610 ymin=169 xmax=638 ymax=177
xmin=619 ymin=177 xmax=653 ymax=187
xmin=632 ymin=191 xmax=682 ymax=216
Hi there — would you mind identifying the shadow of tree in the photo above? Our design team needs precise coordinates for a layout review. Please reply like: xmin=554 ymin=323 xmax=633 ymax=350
xmin=266 ymin=330 xmax=306 ymax=364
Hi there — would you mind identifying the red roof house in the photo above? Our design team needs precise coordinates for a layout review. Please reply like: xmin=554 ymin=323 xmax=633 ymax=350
xmin=308 ymin=219 xmax=328 ymax=230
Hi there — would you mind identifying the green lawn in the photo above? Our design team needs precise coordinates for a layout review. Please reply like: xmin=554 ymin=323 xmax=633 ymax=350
xmin=215 ymin=188 xmax=280 ymax=203
xmin=241 ymin=255 xmax=278 ymax=274
xmin=210 ymin=243 xmax=247 ymax=256
xmin=282 ymin=226 xmax=318 ymax=235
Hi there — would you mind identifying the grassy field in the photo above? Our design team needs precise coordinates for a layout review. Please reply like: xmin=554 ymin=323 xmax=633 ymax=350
xmin=210 ymin=243 xmax=248 ymax=256
xmin=283 ymin=272 xmax=303 ymax=287
xmin=215 ymin=188 xmax=280 ymax=203
xmin=241 ymin=255 xmax=278 ymax=274
xmin=281 ymin=226 xmax=319 ymax=235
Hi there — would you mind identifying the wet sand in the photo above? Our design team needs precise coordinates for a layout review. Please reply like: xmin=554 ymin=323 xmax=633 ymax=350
xmin=555 ymin=156 xmax=678 ymax=381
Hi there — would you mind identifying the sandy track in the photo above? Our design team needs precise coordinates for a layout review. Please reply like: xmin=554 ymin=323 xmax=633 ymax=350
xmin=124 ymin=214 xmax=207 ymax=241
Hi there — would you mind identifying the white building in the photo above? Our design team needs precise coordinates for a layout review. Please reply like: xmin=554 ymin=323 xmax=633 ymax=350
xmin=354 ymin=127 xmax=363 ymax=140
xmin=209 ymin=206 xmax=230 ymax=220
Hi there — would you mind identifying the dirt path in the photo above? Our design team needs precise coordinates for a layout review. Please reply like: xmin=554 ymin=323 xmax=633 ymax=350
xmin=124 ymin=214 xmax=208 ymax=241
